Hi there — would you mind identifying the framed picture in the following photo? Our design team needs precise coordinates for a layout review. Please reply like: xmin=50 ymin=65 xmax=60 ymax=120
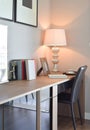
xmin=0 ymin=0 xmax=14 ymax=21
xmin=40 ymin=58 xmax=50 ymax=76
xmin=15 ymin=0 xmax=38 ymax=27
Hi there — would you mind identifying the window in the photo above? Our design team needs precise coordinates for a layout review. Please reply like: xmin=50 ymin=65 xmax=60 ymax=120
xmin=0 ymin=24 xmax=8 ymax=83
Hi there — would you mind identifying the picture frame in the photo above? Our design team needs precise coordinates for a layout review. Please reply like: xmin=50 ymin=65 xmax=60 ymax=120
xmin=0 ymin=0 xmax=14 ymax=21
xmin=40 ymin=58 xmax=50 ymax=76
xmin=15 ymin=0 xmax=38 ymax=27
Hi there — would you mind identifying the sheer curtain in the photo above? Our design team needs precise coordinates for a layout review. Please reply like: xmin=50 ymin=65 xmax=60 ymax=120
xmin=0 ymin=24 xmax=8 ymax=83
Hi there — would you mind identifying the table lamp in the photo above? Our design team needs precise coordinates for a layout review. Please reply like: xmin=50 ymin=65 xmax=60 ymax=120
xmin=44 ymin=29 xmax=67 ymax=72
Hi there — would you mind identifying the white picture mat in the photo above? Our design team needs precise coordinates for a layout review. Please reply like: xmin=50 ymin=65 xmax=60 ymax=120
xmin=16 ymin=0 xmax=37 ymax=26
xmin=0 ymin=0 xmax=13 ymax=20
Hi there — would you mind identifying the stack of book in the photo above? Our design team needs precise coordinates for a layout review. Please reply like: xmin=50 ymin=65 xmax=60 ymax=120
xmin=9 ymin=59 xmax=36 ymax=81
xmin=9 ymin=59 xmax=26 ymax=80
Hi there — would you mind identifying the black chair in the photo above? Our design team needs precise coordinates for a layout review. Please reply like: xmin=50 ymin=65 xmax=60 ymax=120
xmin=58 ymin=65 xmax=87 ymax=130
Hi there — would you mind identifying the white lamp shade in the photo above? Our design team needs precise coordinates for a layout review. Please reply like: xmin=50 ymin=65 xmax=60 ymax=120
xmin=44 ymin=29 xmax=67 ymax=46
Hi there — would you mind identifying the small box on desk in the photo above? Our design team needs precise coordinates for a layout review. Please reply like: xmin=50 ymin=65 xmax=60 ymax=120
xmin=25 ymin=59 xmax=36 ymax=80
xmin=48 ymin=73 xmax=68 ymax=79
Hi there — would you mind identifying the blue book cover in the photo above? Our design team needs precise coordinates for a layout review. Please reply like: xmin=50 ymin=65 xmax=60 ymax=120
xmin=17 ymin=60 xmax=22 ymax=80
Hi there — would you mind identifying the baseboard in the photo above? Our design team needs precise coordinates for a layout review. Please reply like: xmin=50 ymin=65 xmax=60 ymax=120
xmin=85 ymin=112 xmax=90 ymax=120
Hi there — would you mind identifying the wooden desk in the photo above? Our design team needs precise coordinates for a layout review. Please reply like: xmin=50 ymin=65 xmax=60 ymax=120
xmin=0 ymin=75 xmax=72 ymax=130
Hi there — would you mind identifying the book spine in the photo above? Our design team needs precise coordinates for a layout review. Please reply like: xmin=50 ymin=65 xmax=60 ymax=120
xmin=22 ymin=60 xmax=26 ymax=80
xmin=25 ymin=60 xmax=29 ymax=80
xmin=9 ymin=60 xmax=18 ymax=80
xmin=17 ymin=60 xmax=22 ymax=80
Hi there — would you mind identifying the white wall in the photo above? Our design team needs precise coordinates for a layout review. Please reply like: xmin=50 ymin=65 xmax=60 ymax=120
xmin=0 ymin=0 xmax=51 ymax=63
xmin=51 ymin=0 xmax=90 ymax=118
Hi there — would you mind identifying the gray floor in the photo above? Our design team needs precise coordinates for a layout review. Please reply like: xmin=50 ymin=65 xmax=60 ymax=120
xmin=3 ymin=106 xmax=50 ymax=130
xmin=3 ymin=106 xmax=90 ymax=130
xmin=1 ymin=89 xmax=90 ymax=130
xmin=58 ymin=116 xmax=90 ymax=130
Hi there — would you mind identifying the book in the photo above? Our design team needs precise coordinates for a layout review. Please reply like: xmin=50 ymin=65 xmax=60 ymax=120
xmin=17 ymin=60 xmax=22 ymax=80
xmin=22 ymin=60 xmax=26 ymax=80
xmin=25 ymin=59 xmax=36 ymax=80
xmin=17 ymin=60 xmax=26 ymax=80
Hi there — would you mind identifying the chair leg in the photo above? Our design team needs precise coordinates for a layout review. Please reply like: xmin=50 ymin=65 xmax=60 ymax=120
xmin=70 ymin=103 xmax=76 ymax=130
xmin=32 ymin=93 xmax=34 ymax=99
xmin=25 ymin=95 xmax=28 ymax=102
xmin=25 ymin=94 xmax=34 ymax=102
xmin=77 ymin=99 xmax=83 ymax=125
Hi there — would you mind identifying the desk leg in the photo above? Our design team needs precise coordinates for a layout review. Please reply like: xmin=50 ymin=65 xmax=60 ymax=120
xmin=52 ymin=85 xmax=58 ymax=130
xmin=36 ymin=91 xmax=41 ymax=130
xmin=0 ymin=105 xmax=4 ymax=130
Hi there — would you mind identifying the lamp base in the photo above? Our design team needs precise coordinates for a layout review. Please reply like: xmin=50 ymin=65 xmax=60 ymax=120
xmin=51 ymin=47 xmax=60 ymax=72
xmin=52 ymin=63 xmax=59 ymax=72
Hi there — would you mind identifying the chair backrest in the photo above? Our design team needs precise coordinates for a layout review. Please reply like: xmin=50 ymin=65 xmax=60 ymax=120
xmin=71 ymin=65 xmax=87 ymax=103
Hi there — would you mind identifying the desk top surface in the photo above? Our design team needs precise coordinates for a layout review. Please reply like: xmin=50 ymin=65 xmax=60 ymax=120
xmin=0 ymin=75 xmax=72 ymax=105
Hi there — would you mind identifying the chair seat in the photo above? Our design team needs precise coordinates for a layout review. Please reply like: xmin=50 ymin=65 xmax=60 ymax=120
xmin=58 ymin=92 xmax=72 ymax=104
